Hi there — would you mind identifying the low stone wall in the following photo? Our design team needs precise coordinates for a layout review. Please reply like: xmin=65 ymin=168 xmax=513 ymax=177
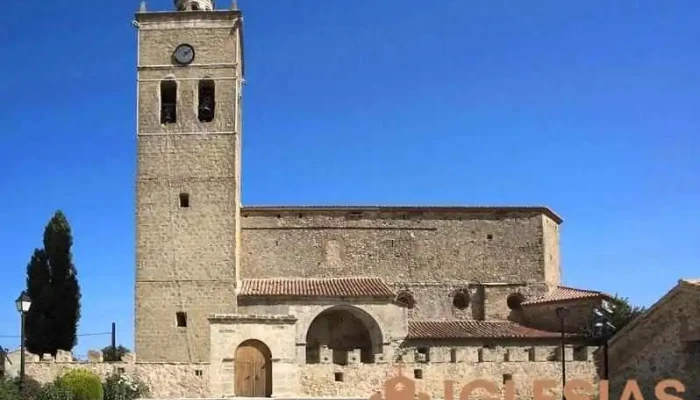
xmin=15 ymin=351 xmax=209 ymax=399
xmin=299 ymin=361 xmax=599 ymax=399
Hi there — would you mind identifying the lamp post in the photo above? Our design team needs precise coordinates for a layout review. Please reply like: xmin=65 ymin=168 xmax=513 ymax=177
xmin=15 ymin=291 xmax=32 ymax=394
xmin=593 ymin=308 xmax=616 ymax=381
xmin=555 ymin=307 xmax=569 ymax=400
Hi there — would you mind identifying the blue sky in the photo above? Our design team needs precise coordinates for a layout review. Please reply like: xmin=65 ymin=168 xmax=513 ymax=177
xmin=1 ymin=0 xmax=698 ymax=356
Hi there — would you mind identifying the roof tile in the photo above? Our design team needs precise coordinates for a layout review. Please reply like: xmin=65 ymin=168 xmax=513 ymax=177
xmin=407 ymin=320 xmax=562 ymax=339
xmin=521 ymin=286 xmax=607 ymax=306
xmin=239 ymin=277 xmax=395 ymax=298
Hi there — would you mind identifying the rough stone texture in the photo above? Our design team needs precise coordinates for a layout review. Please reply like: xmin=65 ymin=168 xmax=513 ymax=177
xmin=521 ymin=298 xmax=605 ymax=334
xmin=9 ymin=353 xmax=209 ymax=398
xmin=240 ymin=209 xmax=559 ymax=284
xmin=607 ymin=280 xmax=700 ymax=399
xmin=298 ymin=361 xmax=597 ymax=399
xmin=134 ymin=9 xmax=244 ymax=363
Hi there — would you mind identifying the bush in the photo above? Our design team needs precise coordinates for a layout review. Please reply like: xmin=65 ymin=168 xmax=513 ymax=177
xmin=20 ymin=377 xmax=43 ymax=400
xmin=102 ymin=373 xmax=149 ymax=400
xmin=56 ymin=370 xmax=102 ymax=400
xmin=0 ymin=376 xmax=44 ymax=400
xmin=0 ymin=378 xmax=20 ymax=400
xmin=34 ymin=384 xmax=73 ymax=400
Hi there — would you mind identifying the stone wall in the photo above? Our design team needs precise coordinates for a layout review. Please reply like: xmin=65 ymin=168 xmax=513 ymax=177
xmin=298 ymin=360 xmax=598 ymax=399
xmin=134 ymin=9 xmax=244 ymax=364
xmin=522 ymin=298 xmax=603 ymax=333
xmin=9 ymin=351 xmax=209 ymax=399
xmin=240 ymin=208 xmax=561 ymax=286
xmin=606 ymin=281 xmax=700 ymax=399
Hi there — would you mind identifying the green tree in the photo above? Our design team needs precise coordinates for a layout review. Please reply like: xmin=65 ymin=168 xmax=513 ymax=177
xmin=607 ymin=293 xmax=646 ymax=333
xmin=100 ymin=345 xmax=130 ymax=362
xmin=23 ymin=211 xmax=82 ymax=355
xmin=24 ymin=249 xmax=54 ymax=356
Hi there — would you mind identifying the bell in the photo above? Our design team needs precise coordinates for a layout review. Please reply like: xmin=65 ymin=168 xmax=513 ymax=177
xmin=198 ymin=98 xmax=215 ymax=122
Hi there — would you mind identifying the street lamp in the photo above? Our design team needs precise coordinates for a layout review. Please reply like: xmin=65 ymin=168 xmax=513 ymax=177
xmin=15 ymin=291 xmax=31 ymax=393
xmin=555 ymin=307 xmax=569 ymax=400
xmin=593 ymin=308 xmax=616 ymax=380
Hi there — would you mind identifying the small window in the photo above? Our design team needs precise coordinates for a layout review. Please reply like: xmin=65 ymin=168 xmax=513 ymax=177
xmin=453 ymin=289 xmax=470 ymax=310
xmin=191 ymin=3 xmax=200 ymax=10
xmin=503 ymin=374 xmax=512 ymax=384
xmin=179 ymin=193 xmax=190 ymax=208
xmin=414 ymin=369 xmax=423 ymax=379
xmin=117 ymin=367 xmax=125 ymax=374
xmin=160 ymin=80 xmax=177 ymax=124
xmin=450 ymin=348 xmax=457 ymax=363
xmin=416 ymin=347 xmax=430 ymax=362
xmin=198 ymin=79 xmax=216 ymax=122
xmin=176 ymin=312 xmax=187 ymax=327
xmin=395 ymin=290 xmax=416 ymax=309
xmin=487 ymin=234 xmax=493 ymax=240
xmin=195 ymin=369 xmax=203 ymax=376
xmin=507 ymin=293 xmax=525 ymax=310
xmin=334 ymin=372 xmax=343 ymax=382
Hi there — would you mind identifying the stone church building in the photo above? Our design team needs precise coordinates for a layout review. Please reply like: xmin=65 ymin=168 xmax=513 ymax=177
xmin=134 ymin=0 xmax=612 ymax=397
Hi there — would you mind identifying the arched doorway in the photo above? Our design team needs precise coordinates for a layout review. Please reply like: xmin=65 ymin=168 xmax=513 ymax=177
xmin=305 ymin=305 xmax=383 ymax=365
xmin=234 ymin=339 xmax=272 ymax=397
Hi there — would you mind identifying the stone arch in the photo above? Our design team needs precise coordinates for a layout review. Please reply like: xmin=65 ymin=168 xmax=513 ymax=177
xmin=305 ymin=305 xmax=383 ymax=365
xmin=234 ymin=339 xmax=272 ymax=397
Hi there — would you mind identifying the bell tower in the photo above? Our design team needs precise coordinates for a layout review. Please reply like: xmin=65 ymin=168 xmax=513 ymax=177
xmin=133 ymin=0 xmax=244 ymax=362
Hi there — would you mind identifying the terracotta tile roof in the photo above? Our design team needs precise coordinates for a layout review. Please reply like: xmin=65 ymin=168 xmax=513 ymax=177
xmin=239 ymin=277 xmax=395 ymax=298
xmin=407 ymin=320 xmax=562 ymax=339
xmin=521 ymin=286 xmax=608 ymax=306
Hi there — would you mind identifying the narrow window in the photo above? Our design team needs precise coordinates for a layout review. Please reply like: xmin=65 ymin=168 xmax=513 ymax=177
xmin=450 ymin=348 xmax=458 ymax=363
xmin=195 ymin=369 xmax=203 ymax=376
xmin=160 ymin=80 xmax=177 ymax=124
xmin=179 ymin=193 xmax=190 ymax=208
xmin=198 ymin=79 xmax=216 ymax=122
xmin=334 ymin=372 xmax=343 ymax=382
xmin=416 ymin=347 xmax=430 ymax=362
xmin=176 ymin=312 xmax=187 ymax=327
xmin=414 ymin=369 xmax=423 ymax=379
xmin=503 ymin=374 xmax=513 ymax=384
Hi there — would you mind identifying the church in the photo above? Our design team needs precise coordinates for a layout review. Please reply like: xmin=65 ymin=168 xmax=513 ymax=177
xmin=133 ymin=0 xmax=611 ymax=397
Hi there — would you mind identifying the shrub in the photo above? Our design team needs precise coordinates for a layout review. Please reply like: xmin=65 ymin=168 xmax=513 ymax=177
xmin=102 ymin=373 xmax=149 ymax=400
xmin=34 ymin=384 xmax=73 ymax=400
xmin=0 ymin=376 xmax=44 ymax=400
xmin=20 ymin=377 xmax=43 ymax=400
xmin=0 ymin=378 xmax=20 ymax=400
xmin=56 ymin=370 xmax=102 ymax=400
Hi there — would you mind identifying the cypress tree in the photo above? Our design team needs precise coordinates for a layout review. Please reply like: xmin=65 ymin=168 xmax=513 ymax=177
xmin=43 ymin=211 xmax=81 ymax=351
xmin=23 ymin=211 xmax=82 ymax=355
xmin=24 ymin=249 xmax=52 ymax=356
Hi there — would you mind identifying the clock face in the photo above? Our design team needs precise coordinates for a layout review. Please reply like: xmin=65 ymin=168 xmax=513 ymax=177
xmin=173 ymin=44 xmax=195 ymax=65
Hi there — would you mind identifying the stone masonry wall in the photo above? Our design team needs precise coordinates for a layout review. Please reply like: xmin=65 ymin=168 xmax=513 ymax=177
xmin=240 ymin=209 xmax=558 ymax=284
xmin=607 ymin=286 xmax=700 ymax=399
xmin=299 ymin=361 xmax=597 ymax=399
xmin=522 ymin=298 xmax=602 ymax=334
xmin=134 ymin=10 xmax=244 ymax=363
xmin=15 ymin=351 xmax=209 ymax=399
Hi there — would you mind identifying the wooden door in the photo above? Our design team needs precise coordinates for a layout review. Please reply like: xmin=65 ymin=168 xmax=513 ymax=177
xmin=235 ymin=340 xmax=272 ymax=397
